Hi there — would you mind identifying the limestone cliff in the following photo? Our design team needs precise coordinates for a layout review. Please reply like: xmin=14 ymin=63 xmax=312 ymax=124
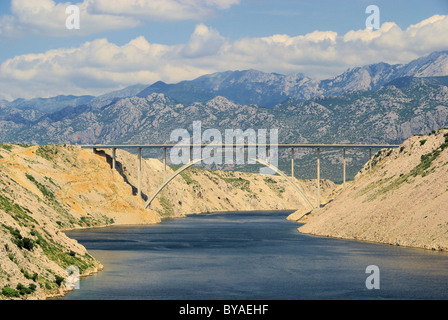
xmin=298 ymin=128 xmax=448 ymax=251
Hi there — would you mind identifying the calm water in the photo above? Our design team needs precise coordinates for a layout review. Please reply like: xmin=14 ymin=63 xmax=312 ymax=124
xmin=63 ymin=211 xmax=448 ymax=300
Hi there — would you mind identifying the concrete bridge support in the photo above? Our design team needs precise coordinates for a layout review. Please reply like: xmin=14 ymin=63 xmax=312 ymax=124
xmin=317 ymin=147 xmax=321 ymax=208
xmin=343 ymin=148 xmax=346 ymax=190
xmin=291 ymin=148 xmax=294 ymax=178
xmin=84 ymin=143 xmax=398 ymax=210
xmin=137 ymin=147 xmax=142 ymax=198
xmin=112 ymin=147 xmax=117 ymax=170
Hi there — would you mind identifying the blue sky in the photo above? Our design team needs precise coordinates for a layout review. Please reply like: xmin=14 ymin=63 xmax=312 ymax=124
xmin=0 ymin=0 xmax=447 ymax=99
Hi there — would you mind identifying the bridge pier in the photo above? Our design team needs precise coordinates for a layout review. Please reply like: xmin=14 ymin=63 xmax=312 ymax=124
xmin=343 ymin=148 xmax=346 ymax=190
xmin=291 ymin=148 xmax=294 ymax=178
xmin=163 ymin=147 xmax=167 ymax=180
xmin=137 ymin=147 xmax=142 ymax=199
xmin=112 ymin=147 xmax=117 ymax=170
xmin=317 ymin=147 xmax=321 ymax=208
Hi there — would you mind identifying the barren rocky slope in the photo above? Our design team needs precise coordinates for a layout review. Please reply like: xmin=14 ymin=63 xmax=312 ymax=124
xmin=297 ymin=129 xmax=448 ymax=251
xmin=0 ymin=144 xmax=336 ymax=299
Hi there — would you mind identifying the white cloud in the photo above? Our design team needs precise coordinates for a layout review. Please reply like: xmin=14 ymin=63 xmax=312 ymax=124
xmin=181 ymin=24 xmax=227 ymax=57
xmin=1 ymin=15 xmax=448 ymax=100
xmin=87 ymin=0 xmax=239 ymax=21
xmin=0 ymin=0 xmax=140 ymax=38
xmin=0 ymin=0 xmax=240 ymax=38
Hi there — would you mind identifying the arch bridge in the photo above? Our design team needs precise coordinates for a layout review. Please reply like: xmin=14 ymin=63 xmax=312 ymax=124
xmin=81 ymin=143 xmax=399 ymax=213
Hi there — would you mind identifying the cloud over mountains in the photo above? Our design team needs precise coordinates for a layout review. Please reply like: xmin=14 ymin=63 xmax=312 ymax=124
xmin=0 ymin=8 xmax=448 ymax=99
xmin=0 ymin=0 xmax=240 ymax=38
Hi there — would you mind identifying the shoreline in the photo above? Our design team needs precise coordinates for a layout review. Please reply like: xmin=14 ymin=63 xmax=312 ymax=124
xmin=46 ymin=263 xmax=104 ymax=300
xmin=296 ymin=228 xmax=448 ymax=253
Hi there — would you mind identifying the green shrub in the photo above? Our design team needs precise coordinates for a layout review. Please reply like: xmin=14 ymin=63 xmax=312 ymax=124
xmin=22 ymin=270 xmax=38 ymax=281
xmin=2 ymin=287 xmax=20 ymax=298
xmin=55 ymin=275 xmax=64 ymax=286
xmin=35 ymin=145 xmax=59 ymax=161
xmin=0 ymin=198 xmax=37 ymax=224
xmin=12 ymin=229 xmax=22 ymax=240
xmin=0 ymin=144 xmax=13 ymax=151
xmin=22 ymin=237 xmax=35 ymax=251
xmin=16 ymin=283 xmax=32 ymax=295
xmin=25 ymin=173 xmax=55 ymax=200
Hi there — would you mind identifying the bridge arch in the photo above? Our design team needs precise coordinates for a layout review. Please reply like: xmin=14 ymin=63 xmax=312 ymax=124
xmin=144 ymin=157 xmax=315 ymax=211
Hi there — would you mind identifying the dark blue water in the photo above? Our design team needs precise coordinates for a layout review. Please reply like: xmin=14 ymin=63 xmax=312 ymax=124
xmin=63 ymin=211 xmax=448 ymax=300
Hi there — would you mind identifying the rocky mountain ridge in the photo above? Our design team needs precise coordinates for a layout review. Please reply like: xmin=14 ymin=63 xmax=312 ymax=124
xmin=2 ymin=50 xmax=447 ymax=111
xmin=136 ymin=50 xmax=448 ymax=107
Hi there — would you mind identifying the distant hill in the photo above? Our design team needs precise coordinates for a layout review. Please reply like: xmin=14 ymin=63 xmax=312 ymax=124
xmin=384 ymin=75 xmax=448 ymax=89
xmin=5 ymin=95 xmax=95 ymax=114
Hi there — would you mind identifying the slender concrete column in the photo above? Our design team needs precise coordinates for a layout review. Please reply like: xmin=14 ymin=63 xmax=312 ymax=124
xmin=163 ymin=147 xmax=167 ymax=180
xmin=291 ymin=148 xmax=294 ymax=178
xmin=112 ymin=148 xmax=116 ymax=170
xmin=137 ymin=147 xmax=142 ymax=198
xmin=317 ymin=147 xmax=321 ymax=208
xmin=369 ymin=147 xmax=372 ymax=171
xmin=343 ymin=148 xmax=346 ymax=190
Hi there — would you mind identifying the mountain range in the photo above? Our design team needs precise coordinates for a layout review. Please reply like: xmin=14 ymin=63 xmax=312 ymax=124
xmin=2 ymin=50 xmax=448 ymax=111
xmin=1 ymin=50 xmax=448 ymax=181
xmin=136 ymin=50 xmax=448 ymax=108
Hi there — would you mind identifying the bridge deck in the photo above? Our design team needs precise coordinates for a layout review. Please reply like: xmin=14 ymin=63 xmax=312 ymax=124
xmin=83 ymin=143 xmax=400 ymax=209
xmin=81 ymin=143 xmax=400 ymax=149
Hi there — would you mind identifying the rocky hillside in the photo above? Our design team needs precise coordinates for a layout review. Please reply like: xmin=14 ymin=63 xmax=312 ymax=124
xmin=297 ymin=128 xmax=448 ymax=251
xmin=275 ymin=79 xmax=448 ymax=144
xmin=0 ymin=144 xmax=337 ymax=299
xmin=0 ymin=144 xmax=160 ymax=300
